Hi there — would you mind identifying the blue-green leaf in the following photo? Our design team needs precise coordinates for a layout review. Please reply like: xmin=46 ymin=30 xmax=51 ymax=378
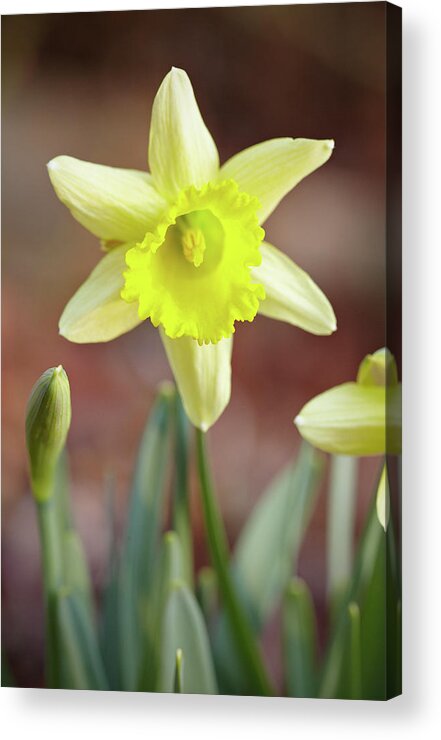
xmin=282 ymin=577 xmax=318 ymax=697
xmin=56 ymin=589 xmax=108 ymax=690
xmin=213 ymin=443 xmax=323 ymax=694
xmin=174 ymin=649 xmax=184 ymax=693
xmin=99 ymin=473 xmax=120 ymax=690
xmin=158 ymin=581 xmax=217 ymax=694
xmin=234 ymin=443 xmax=323 ymax=628
xmin=346 ymin=602 xmax=362 ymax=699
xmin=172 ymin=393 xmax=193 ymax=586
xmin=196 ymin=566 xmax=218 ymax=632
xmin=138 ymin=531 xmax=185 ymax=691
xmin=63 ymin=529 xmax=94 ymax=617
xmin=320 ymin=471 xmax=400 ymax=700
xmin=118 ymin=386 xmax=174 ymax=691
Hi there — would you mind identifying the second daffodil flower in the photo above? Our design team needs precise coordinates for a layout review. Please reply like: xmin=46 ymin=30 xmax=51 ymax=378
xmin=48 ymin=67 xmax=336 ymax=430
xmin=294 ymin=347 xmax=402 ymax=456
xmin=295 ymin=347 xmax=402 ymax=530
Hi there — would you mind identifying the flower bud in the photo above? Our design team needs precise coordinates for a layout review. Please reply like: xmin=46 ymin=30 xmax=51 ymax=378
xmin=26 ymin=366 xmax=72 ymax=502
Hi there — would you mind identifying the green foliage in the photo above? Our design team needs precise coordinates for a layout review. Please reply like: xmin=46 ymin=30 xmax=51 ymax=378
xmin=118 ymin=384 xmax=175 ymax=691
xmin=171 ymin=393 xmax=193 ymax=586
xmin=158 ymin=581 xmax=217 ymax=694
xmin=234 ymin=443 xmax=323 ymax=629
xmin=212 ymin=443 xmax=323 ymax=694
xmin=174 ymin=649 xmax=184 ymax=693
xmin=319 ymin=479 xmax=401 ymax=700
xmin=55 ymin=589 xmax=108 ymax=690
xmin=20 ymin=371 xmax=401 ymax=700
xmin=282 ymin=578 xmax=318 ymax=698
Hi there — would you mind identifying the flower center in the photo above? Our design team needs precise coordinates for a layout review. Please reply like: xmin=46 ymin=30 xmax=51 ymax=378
xmin=165 ymin=209 xmax=225 ymax=276
xmin=121 ymin=179 xmax=265 ymax=344
xmin=179 ymin=223 xmax=206 ymax=267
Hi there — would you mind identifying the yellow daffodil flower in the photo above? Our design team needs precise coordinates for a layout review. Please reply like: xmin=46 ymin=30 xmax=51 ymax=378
xmin=294 ymin=348 xmax=401 ymax=456
xmin=48 ymin=67 xmax=336 ymax=429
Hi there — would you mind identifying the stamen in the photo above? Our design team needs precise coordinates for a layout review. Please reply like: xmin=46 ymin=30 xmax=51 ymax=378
xmin=181 ymin=227 xmax=206 ymax=267
xmin=122 ymin=179 xmax=265 ymax=344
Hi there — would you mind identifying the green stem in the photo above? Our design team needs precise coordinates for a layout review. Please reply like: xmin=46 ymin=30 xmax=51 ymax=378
xmin=195 ymin=428 xmax=273 ymax=697
xmin=327 ymin=455 xmax=358 ymax=619
xmin=37 ymin=498 xmax=63 ymax=688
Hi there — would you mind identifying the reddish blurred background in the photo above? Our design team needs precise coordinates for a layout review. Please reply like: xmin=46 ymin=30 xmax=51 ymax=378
xmin=2 ymin=4 xmax=391 ymax=688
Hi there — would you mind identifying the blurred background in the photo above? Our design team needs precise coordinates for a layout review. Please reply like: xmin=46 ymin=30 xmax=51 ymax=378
xmin=2 ymin=3 xmax=394 ymax=688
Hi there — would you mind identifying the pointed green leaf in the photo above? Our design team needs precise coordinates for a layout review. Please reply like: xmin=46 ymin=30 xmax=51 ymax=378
xmin=53 ymin=451 xmax=73 ymax=531
xmin=158 ymin=580 xmax=217 ymax=694
xmin=59 ymin=527 xmax=108 ymax=690
xmin=213 ymin=443 xmax=323 ymax=694
xmin=56 ymin=589 xmax=108 ymax=690
xmin=196 ymin=566 xmax=218 ymax=631
xmin=234 ymin=442 xmax=323 ymax=628
xmin=59 ymin=505 xmax=106 ymax=691
xmin=283 ymin=578 xmax=318 ymax=698
xmin=138 ymin=531 xmax=185 ymax=691
xmin=196 ymin=429 xmax=273 ymax=697
xmin=346 ymin=602 xmax=362 ymax=699
xmin=174 ymin=649 xmax=184 ymax=693
xmin=99 ymin=473 xmax=121 ymax=690
xmin=320 ymin=471 xmax=400 ymax=699
xmin=172 ymin=392 xmax=193 ymax=586
xmin=118 ymin=386 xmax=174 ymax=691
xmin=63 ymin=529 xmax=94 ymax=615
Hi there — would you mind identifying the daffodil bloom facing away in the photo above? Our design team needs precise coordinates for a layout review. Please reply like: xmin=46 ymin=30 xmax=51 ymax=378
xmin=295 ymin=348 xmax=401 ymax=531
xmin=48 ymin=67 xmax=336 ymax=430
xmin=294 ymin=347 xmax=402 ymax=456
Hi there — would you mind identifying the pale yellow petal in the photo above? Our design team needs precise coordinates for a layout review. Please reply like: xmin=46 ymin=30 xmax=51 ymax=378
xmin=253 ymin=242 xmax=336 ymax=335
xmin=219 ymin=138 xmax=334 ymax=224
xmin=48 ymin=156 xmax=166 ymax=242
xmin=357 ymin=347 xmax=399 ymax=387
xmin=59 ymin=245 xmax=141 ymax=343
xmin=376 ymin=465 xmax=390 ymax=531
xmin=148 ymin=68 xmax=219 ymax=200
xmin=160 ymin=330 xmax=232 ymax=430
xmin=294 ymin=382 xmax=401 ymax=456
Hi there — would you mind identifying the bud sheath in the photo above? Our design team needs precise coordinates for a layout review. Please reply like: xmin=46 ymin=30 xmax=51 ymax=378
xmin=26 ymin=366 xmax=72 ymax=502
